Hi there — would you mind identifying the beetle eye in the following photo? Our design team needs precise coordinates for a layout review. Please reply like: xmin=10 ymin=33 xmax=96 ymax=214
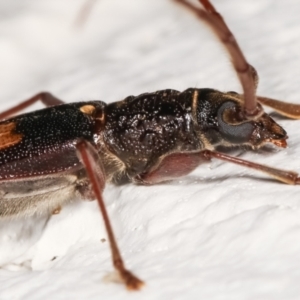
xmin=217 ymin=101 xmax=253 ymax=144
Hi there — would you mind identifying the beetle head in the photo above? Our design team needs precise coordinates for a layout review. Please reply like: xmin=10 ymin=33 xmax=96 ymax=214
xmin=217 ymin=100 xmax=287 ymax=149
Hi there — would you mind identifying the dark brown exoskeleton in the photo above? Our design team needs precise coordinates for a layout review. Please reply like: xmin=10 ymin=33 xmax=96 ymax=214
xmin=1 ymin=0 xmax=300 ymax=291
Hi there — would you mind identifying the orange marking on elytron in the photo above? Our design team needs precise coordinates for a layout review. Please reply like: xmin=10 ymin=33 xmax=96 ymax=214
xmin=0 ymin=122 xmax=23 ymax=150
xmin=80 ymin=105 xmax=96 ymax=115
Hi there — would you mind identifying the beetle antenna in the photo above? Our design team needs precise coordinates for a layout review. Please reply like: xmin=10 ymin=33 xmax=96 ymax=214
xmin=174 ymin=0 xmax=260 ymax=117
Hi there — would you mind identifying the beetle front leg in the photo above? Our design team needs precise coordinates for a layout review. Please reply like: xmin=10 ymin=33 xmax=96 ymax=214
xmin=76 ymin=139 xmax=144 ymax=291
xmin=0 ymin=92 xmax=65 ymax=119
xmin=134 ymin=150 xmax=300 ymax=185
xmin=202 ymin=150 xmax=300 ymax=185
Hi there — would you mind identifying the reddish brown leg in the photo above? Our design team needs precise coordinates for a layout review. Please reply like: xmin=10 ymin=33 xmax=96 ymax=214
xmin=135 ymin=150 xmax=300 ymax=185
xmin=134 ymin=152 xmax=210 ymax=184
xmin=173 ymin=0 xmax=259 ymax=116
xmin=202 ymin=150 xmax=300 ymax=185
xmin=0 ymin=92 xmax=65 ymax=120
xmin=76 ymin=139 xmax=144 ymax=291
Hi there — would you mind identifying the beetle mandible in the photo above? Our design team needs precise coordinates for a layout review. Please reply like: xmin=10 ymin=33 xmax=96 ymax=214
xmin=0 ymin=0 xmax=300 ymax=291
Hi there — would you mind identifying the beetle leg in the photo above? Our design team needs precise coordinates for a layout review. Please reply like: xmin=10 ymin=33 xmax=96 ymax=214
xmin=134 ymin=152 xmax=210 ymax=184
xmin=202 ymin=150 xmax=300 ymax=185
xmin=0 ymin=92 xmax=65 ymax=120
xmin=76 ymin=139 xmax=144 ymax=291
xmin=135 ymin=150 xmax=300 ymax=185
xmin=174 ymin=0 xmax=259 ymax=117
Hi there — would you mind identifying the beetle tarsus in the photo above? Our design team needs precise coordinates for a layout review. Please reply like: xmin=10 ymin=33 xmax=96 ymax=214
xmin=119 ymin=269 xmax=145 ymax=291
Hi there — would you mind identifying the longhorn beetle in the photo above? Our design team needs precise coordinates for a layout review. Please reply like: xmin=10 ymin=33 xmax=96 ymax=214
xmin=1 ymin=0 xmax=300 ymax=291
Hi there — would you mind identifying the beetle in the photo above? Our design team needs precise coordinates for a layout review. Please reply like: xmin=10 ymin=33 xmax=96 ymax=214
xmin=1 ymin=0 xmax=300 ymax=291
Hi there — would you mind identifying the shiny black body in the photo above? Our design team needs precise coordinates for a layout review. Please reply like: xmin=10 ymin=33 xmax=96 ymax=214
xmin=104 ymin=89 xmax=202 ymax=178
xmin=0 ymin=102 xmax=104 ymax=179
xmin=0 ymin=89 xmax=205 ymax=183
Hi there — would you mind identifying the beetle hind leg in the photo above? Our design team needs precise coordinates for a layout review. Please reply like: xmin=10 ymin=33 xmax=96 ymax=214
xmin=0 ymin=92 xmax=65 ymax=120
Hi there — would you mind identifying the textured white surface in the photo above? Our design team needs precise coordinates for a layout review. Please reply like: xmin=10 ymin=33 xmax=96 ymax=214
xmin=0 ymin=0 xmax=300 ymax=299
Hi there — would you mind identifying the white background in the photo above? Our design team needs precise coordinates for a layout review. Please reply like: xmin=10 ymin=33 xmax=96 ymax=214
xmin=0 ymin=0 xmax=300 ymax=299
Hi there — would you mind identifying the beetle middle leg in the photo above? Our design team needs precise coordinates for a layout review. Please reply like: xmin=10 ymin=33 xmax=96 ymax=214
xmin=0 ymin=92 xmax=64 ymax=120
xmin=135 ymin=151 xmax=300 ymax=185
xmin=76 ymin=139 xmax=144 ymax=291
